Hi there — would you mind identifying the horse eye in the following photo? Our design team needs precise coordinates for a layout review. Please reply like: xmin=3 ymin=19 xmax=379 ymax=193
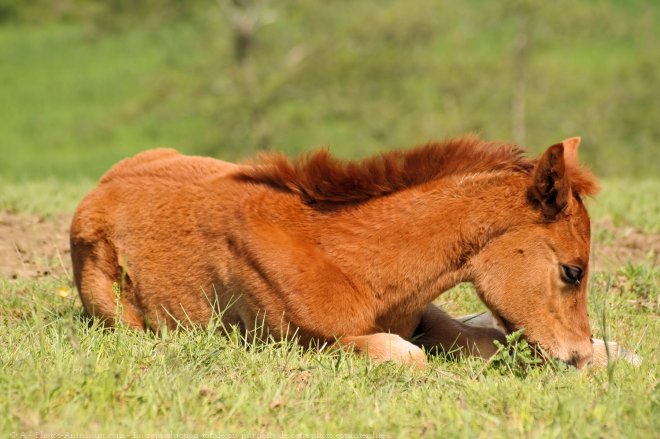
xmin=560 ymin=264 xmax=584 ymax=286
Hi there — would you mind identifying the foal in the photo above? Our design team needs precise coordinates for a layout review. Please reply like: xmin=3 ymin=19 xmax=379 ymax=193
xmin=70 ymin=136 xmax=598 ymax=368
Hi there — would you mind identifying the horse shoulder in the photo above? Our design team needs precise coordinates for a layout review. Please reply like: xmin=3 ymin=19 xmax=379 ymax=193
xmin=226 ymin=195 xmax=376 ymax=337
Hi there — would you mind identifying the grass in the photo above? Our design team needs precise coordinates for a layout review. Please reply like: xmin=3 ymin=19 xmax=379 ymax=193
xmin=1 ymin=263 xmax=657 ymax=437
xmin=1 ymin=1 xmax=658 ymax=435
xmin=0 ymin=22 xmax=211 ymax=180
xmin=589 ymin=179 xmax=660 ymax=234
xmin=0 ymin=0 xmax=658 ymax=180
xmin=0 ymin=178 xmax=91 ymax=218
xmin=0 ymin=178 xmax=658 ymax=437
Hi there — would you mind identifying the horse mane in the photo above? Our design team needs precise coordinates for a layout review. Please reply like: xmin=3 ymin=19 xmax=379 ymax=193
xmin=234 ymin=135 xmax=597 ymax=205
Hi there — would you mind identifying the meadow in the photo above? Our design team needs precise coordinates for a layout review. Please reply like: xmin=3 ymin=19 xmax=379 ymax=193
xmin=0 ymin=178 xmax=658 ymax=438
xmin=1 ymin=1 xmax=658 ymax=437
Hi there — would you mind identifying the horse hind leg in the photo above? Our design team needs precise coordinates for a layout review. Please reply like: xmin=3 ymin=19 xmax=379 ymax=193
xmin=71 ymin=240 xmax=145 ymax=329
xmin=413 ymin=304 xmax=506 ymax=359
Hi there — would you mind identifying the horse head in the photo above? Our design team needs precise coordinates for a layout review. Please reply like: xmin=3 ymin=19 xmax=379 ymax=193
xmin=471 ymin=137 xmax=599 ymax=368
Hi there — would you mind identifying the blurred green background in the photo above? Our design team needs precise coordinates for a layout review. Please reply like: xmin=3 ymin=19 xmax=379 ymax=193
xmin=0 ymin=0 xmax=657 ymax=181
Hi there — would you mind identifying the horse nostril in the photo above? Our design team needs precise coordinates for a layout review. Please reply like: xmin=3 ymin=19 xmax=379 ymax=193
xmin=567 ymin=351 xmax=592 ymax=369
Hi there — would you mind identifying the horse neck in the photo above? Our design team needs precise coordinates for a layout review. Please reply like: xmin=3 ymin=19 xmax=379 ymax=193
xmin=318 ymin=172 xmax=533 ymax=310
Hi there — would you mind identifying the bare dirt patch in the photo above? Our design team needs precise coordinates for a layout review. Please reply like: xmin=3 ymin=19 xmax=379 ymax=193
xmin=0 ymin=212 xmax=658 ymax=281
xmin=0 ymin=212 xmax=72 ymax=280
xmin=592 ymin=219 xmax=660 ymax=271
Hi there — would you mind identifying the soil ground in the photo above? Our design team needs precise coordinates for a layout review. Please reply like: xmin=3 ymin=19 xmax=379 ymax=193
xmin=1 ymin=212 xmax=658 ymax=281
xmin=0 ymin=212 xmax=71 ymax=280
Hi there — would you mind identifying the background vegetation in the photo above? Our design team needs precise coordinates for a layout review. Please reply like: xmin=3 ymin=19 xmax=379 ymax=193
xmin=0 ymin=1 xmax=658 ymax=437
xmin=0 ymin=0 xmax=658 ymax=180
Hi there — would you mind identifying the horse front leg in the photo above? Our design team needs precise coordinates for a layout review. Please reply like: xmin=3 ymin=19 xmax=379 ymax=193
xmin=412 ymin=303 xmax=506 ymax=359
xmin=338 ymin=333 xmax=427 ymax=369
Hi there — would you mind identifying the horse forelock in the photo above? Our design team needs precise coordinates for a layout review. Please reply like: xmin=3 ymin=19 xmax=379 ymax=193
xmin=234 ymin=135 xmax=600 ymax=206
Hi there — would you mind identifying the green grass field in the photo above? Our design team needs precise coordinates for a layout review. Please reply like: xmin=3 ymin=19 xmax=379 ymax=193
xmin=1 ymin=1 xmax=658 ymax=437
xmin=0 ymin=179 xmax=658 ymax=438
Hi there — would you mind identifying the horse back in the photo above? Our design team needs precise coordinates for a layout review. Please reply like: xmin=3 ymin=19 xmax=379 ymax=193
xmin=71 ymin=149 xmax=233 ymax=239
xmin=99 ymin=148 xmax=241 ymax=184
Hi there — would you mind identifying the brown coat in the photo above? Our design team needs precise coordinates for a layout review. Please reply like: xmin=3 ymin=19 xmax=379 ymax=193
xmin=71 ymin=136 xmax=598 ymax=368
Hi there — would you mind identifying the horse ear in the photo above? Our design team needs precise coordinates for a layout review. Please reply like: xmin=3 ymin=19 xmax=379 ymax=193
xmin=561 ymin=136 xmax=581 ymax=167
xmin=529 ymin=139 xmax=576 ymax=219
